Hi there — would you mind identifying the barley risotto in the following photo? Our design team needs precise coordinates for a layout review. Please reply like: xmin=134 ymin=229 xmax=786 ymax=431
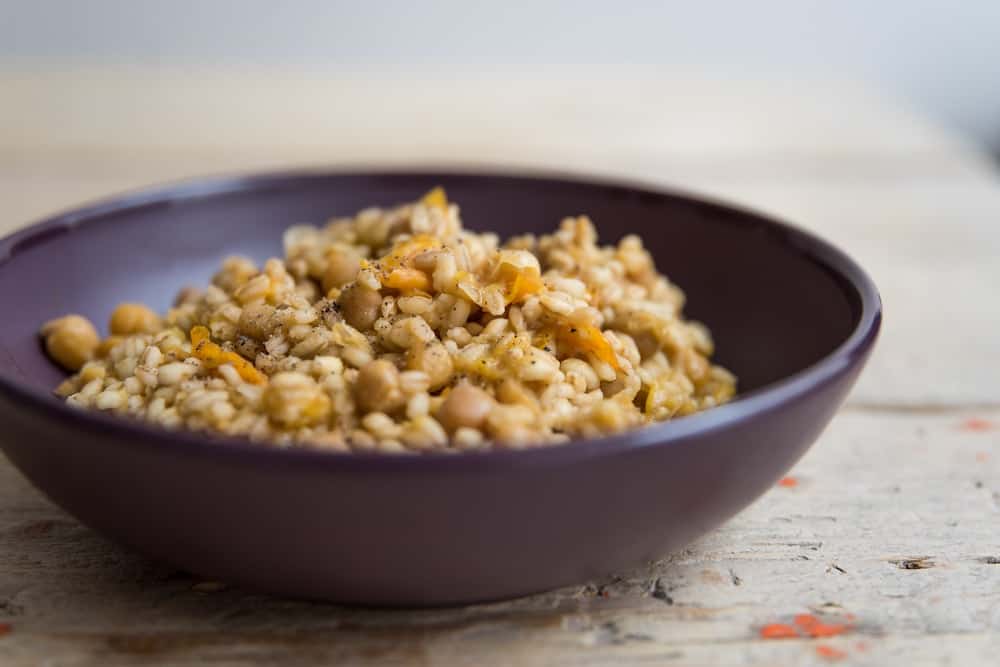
xmin=40 ymin=188 xmax=735 ymax=452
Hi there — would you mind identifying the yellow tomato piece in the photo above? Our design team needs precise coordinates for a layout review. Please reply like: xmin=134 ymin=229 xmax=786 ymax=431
xmin=506 ymin=270 xmax=544 ymax=304
xmin=382 ymin=267 xmax=432 ymax=291
xmin=420 ymin=186 xmax=448 ymax=210
xmin=375 ymin=234 xmax=441 ymax=292
xmin=190 ymin=325 xmax=209 ymax=347
xmin=533 ymin=330 xmax=555 ymax=351
xmin=190 ymin=325 xmax=267 ymax=385
xmin=379 ymin=234 xmax=442 ymax=271
xmin=557 ymin=323 xmax=620 ymax=370
xmin=492 ymin=254 xmax=544 ymax=304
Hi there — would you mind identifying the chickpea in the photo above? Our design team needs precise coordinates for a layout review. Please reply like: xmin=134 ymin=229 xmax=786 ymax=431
xmin=321 ymin=246 xmax=362 ymax=292
xmin=339 ymin=283 xmax=382 ymax=331
xmin=237 ymin=302 xmax=279 ymax=340
xmin=172 ymin=286 xmax=201 ymax=307
xmin=354 ymin=359 xmax=405 ymax=414
xmin=40 ymin=314 xmax=99 ymax=371
xmin=496 ymin=378 xmax=538 ymax=409
xmin=109 ymin=303 xmax=160 ymax=336
xmin=436 ymin=383 xmax=493 ymax=433
xmin=95 ymin=335 xmax=124 ymax=358
xmin=406 ymin=341 xmax=454 ymax=391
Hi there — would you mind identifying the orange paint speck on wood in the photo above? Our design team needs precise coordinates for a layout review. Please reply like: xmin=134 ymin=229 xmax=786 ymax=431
xmin=777 ymin=476 xmax=798 ymax=488
xmin=0 ymin=623 xmax=11 ymax=637
xmin=809 ymin=623 xmax=849 ymax=638
xmin=793 ymin=613 xmax=851 ymax=638
xmin=760 ymin=623 xmax=799 ymax=639
xmin=961 ymin=418 xmax=995 ymax=432
xmin=816 ymin=645 xmax=847 ymax=660
xmin=794 ymin=613 xmax=819 ymax=628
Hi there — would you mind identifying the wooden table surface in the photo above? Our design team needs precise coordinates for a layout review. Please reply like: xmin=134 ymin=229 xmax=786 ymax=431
xmin=1 ymin=67 xmax=998 ymax=666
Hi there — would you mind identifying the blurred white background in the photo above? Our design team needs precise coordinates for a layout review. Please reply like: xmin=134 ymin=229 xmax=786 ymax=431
xmin=3 ymin=0 xmax=999 ymax=150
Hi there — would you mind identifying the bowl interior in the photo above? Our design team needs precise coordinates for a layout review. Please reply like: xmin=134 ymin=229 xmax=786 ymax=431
xmin=0 ymin=172 xmax=860 ymax=400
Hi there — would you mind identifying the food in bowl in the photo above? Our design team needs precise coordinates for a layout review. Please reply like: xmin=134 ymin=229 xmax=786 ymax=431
xmin=40 ymin=188 xmax=735 ymax=452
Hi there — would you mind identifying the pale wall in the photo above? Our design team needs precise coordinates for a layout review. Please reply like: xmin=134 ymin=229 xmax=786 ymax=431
xmin=3 ymin=0 xmax=998 ymax=147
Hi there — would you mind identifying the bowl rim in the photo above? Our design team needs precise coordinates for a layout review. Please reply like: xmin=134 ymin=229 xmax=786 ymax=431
xmin=0 ymin=167 xmax=882 ymax=471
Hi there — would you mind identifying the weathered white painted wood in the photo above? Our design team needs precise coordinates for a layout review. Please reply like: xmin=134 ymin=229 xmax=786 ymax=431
xmin=0 ymin=69 xmax=998 ymax=665
xmin=1 ymin=67 xmax=986 ymax=165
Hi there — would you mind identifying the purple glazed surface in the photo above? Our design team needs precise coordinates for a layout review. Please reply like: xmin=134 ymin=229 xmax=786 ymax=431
xmin=0 ymin=170 xmax=880 ymax=605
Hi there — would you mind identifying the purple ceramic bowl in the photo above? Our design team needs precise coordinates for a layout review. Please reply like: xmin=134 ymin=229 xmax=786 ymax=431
xmin=0 ymin=170 xmax=880 ymax=605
